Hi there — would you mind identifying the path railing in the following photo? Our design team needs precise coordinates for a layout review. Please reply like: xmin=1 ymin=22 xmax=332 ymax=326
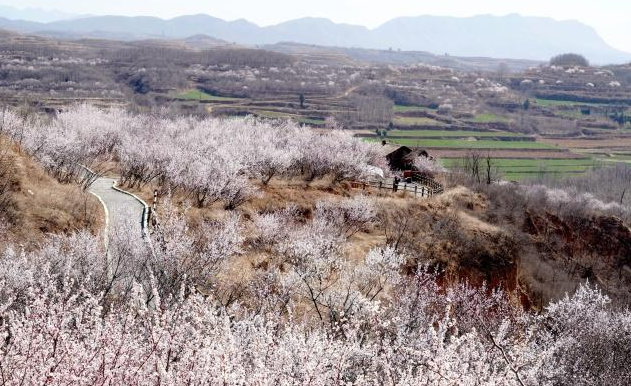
xmin=111 ymin=181 xmax=150 ymax=237
xmin=351 ymin=177 xmax=444 ymax=198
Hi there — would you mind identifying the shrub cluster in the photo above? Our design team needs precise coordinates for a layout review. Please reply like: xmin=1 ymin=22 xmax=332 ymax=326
xmin=2 ymin=105 xmax=387 ymax=209
xmin=0 ymin=211 xmax=629 ymax=385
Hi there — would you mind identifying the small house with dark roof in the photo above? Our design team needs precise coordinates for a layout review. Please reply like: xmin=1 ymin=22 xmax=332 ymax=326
xmin=384 ymin=146 xmax=429 ymax=171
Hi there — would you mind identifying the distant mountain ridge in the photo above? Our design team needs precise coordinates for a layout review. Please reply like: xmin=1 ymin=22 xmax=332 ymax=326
xmin=0 ymin=12 xmax=629 ymax=64
xmin=0 ymin=5 xmax=77 ymax=23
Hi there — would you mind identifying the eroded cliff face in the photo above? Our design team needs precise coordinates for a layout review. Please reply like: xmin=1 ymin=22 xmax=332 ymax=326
xmin=396 ymin=185 xmax=631 ymax=309
xmin=524 ymin=211 xmax=631 ymax=265
xmin=523 ymin=210 xmax=631 ymax=302
xmin=388 ymin=187 xmax=524 ymax=305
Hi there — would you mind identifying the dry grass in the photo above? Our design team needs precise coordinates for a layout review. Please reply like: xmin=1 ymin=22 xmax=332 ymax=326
xmin=0 ymin=138 xmax=103 ymax=247
xmin=121 ymin=172 xmax=585 ymax=310
xmin=125 ymin=176 xmax=423 ymax=276
xmin=66 ymin=164 xmax=621 ymax=310
xmin=128 ymin=176 xmax=373 ymax=225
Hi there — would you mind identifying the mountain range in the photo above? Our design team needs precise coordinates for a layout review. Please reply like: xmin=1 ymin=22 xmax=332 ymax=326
xmin=0 ymin=5 xmax=76 ymax=23
xmin=0 ymin=8 xmax=629 ymax=64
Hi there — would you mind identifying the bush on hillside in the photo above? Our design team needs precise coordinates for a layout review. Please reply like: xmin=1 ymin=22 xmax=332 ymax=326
xmin=550 ymin=53 xmax=589 ymax=67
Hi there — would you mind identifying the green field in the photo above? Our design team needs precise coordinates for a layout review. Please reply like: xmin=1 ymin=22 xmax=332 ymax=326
xmin=608 ymin=154 xmax=631 ymax=160
xmin=534 ymin=98 xmax=607 ymax=108
xmin=255 ymin=110 xmax=292 ymax=119
xmin=175 ymin=89 xmax=242 ymax=102
xmin=393 ymin=116 xmax=445 ymax=126
xmin=394 ymin=104 xmax=434 ymax=113
xmin=379 ymin=138 xmax=556 ymax=149
xmin=441 ymin=157 xmax=598 ymax=180
xmin=387 ymin=130 xmax=524 ymax=138
xmin=441 ymin=158 xmax=595 ymax=167
xmin=595 ymin=154 xmax=631 ymax=163
xmin=556 ymin=109 xmax=585 ymax=119
xmin=471 ymin=113 xmax=510 ymax=123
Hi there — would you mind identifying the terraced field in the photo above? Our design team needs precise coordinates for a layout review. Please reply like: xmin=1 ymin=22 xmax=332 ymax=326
xmin=378 ymin=138 xmax=557 ymax=149
xmin=254 ymin=110 xmax=325 ymax=125
xmin=394 ymin=104 xmax=434 ymax=113
xmin=254 ymin=110 xmax=294 ymax=119
xmin=555 ymin=109 xmax=587 ymax=119
xmin=386 ymin=130 xmax=524 ymax=138
xmin=470 ymin=113 xmax=510 ymax=123
xmin=174 ymin=89 xmax=244 ymax=102
xmin=373 ymin=102 xmax=597 ymax=179
xmin=533 ymin=98 xmax=609 ymax=108
xmin=175 ymin=90 xmax=629 ymax=182
xmin=299 ymin=117 xmax=327 ymax=125
xmin=540 ymin=137 xmax=631 ymax=150
xmin=393 ymin=116 xmax=445 ymax=126
xmin=376 ymin=100 xmax=631 ymax=181
xmin=598 ymin=153 xmax=631 ymax=162
xmin=441 ymin=157 xmax=599 ymax=181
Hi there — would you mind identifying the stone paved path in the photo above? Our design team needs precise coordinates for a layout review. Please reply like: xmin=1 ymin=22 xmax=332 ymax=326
xmin=89 ymin=177 xmax=145 ymax=240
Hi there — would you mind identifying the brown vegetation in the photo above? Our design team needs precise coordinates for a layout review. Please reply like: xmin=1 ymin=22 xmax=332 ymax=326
xmin=0 ymin=137 xmax=103 ymax=247
xmin=126 ymin=168 xmax=627 ymax=309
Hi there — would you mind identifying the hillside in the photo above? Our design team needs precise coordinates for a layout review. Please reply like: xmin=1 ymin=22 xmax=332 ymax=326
xmin=0 ymin=136 xmax=102 ymax=247
xmin=2 ymin=106 xmax=630 ymax=306
xmin=0 ymin=105 xmax=630 ymax=384
xmin=0 ymin=1 xmax=630 ymax=382
xmin=266 ymin=42 xmax=542 ymax=71
xmin=0 ymin=13 xmax=629 ymax=63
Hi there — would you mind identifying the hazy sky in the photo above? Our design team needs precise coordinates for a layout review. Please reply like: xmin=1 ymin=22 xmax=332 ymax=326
xmin=2 ymin=0 xmax=630 ymax=52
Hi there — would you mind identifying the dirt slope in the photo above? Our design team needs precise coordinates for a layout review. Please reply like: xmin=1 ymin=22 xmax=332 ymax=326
xmin=0 ymin=138 xmax=103 ymax=247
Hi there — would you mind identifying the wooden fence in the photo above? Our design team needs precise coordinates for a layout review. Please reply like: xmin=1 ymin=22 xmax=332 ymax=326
xmin=351 ymin=177 xmax=444 ymax=198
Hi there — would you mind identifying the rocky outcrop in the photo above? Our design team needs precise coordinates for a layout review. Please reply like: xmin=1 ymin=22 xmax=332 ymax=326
xmin=524 ymin=211 xmax=631 ymax=270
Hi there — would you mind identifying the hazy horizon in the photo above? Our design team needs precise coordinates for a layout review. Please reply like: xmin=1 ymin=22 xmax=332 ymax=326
xmin=0 ymin=0 xmax=629 ymax=53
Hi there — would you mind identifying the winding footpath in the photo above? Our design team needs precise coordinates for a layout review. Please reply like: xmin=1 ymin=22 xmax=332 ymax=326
xmin=89 ymin=177 xmax=147 ymax=244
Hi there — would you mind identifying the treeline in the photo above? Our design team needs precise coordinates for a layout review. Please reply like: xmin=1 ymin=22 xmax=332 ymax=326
xmin=0 ymin=105 xmax=386 ymax=209
xmin=102 ymin=46 xmax=293 ymax=67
